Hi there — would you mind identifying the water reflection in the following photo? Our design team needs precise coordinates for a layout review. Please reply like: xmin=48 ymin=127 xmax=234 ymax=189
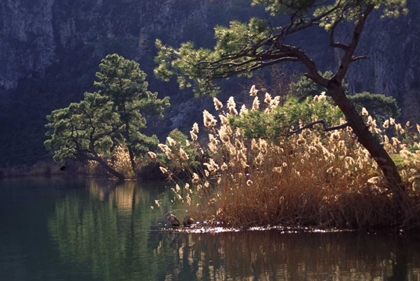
xmin=154 ymin=231 xmax=420 ymax=281
xmin=48 ymin=179 xmax=420 ymax=281
xmin=49 ymin=179 xmax=163 ymax=281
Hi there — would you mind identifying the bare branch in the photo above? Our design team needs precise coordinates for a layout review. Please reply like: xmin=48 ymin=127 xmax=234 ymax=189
xmin=351 ymin=55 xmax=368 ymax=62
xmin=333 ymin=5 xmax=374 ymax=83
xmin=276 ymin=0 xmax=343 ymax=42
xmin=281 ymin=45 xmax=329 ymax=87
xmin=288 ymin=120 xmax=349 ymax=136
xmin=328 ymin=18 xmax=349 ymax=50
xmin=211 ymin=57 xmax=301 ymax=79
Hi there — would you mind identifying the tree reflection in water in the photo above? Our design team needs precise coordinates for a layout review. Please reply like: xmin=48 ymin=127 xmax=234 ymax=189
xmin=49 ymin=179 xmax=420 ymax=281
xmin=49 ymin=179 xmax=163 ymax=281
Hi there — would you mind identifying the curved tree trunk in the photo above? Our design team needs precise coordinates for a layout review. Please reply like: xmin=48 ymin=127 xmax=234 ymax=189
xmin=127 ymin=146 xmax=137 ymax=174
xmin=327 ymin=81 xmax=405 ymax=196
xmin=124 ymin=120 xmax=137 ymax=175
xmin=298 ymin=6 xmax=406 ymax=200
xmin=93 ymin=155 xmax=125 ymax=181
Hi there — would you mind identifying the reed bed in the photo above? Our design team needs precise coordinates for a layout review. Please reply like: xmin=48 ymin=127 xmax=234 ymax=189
xmin=155 ymin=90 xmax=420 ymax=230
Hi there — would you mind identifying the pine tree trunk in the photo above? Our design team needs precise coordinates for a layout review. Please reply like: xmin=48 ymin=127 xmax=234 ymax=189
xmin=128 ymin=147 xmax=137 ymax=175
xmin=327 ymin=80 xmax=405 ymax=196
xmin=125 ymin=121 xmax=137 ymax=176
xmin=94 ymin=156 xmax=125 ymax=181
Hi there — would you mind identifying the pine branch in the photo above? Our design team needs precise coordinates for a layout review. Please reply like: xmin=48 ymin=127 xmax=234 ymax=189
xmin=288 ymin=120 xmax=349 ymax=136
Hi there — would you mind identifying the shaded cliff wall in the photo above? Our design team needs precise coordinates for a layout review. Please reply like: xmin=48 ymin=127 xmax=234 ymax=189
xmin=0 ymin=0 xmax=253 ymax=165
xmin=0 ymin=0 xmax=240 ymax=90
xmin=0 ymin=0 xmax=418 ymax=165
xmin=343 ymin=0 xmax=420 ymax=122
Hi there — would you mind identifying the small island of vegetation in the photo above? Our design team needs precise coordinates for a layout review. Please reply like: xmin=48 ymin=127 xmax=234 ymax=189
xmin=151 ymin=0 xmax=419 ymax=232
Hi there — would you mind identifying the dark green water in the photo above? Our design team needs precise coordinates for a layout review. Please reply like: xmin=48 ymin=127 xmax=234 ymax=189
xmin=1 ymin=177 xmax=420 ymax=281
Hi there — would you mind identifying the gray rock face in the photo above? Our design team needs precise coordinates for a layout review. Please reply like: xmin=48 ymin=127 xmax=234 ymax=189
xmin=1 ymin=1 xmax=418 ymax=120
xmin=0 ymin=0 xmax=56 ymax=88
xmin=0 ymin=0 xmax=232 ymax=89
xmin=342 ymin=1 xmax=420 ymax=122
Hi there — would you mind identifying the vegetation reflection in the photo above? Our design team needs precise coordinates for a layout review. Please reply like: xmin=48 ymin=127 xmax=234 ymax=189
xmin=49 ymin=180 xmax=160 ymax=281
xmin=154 ymin=231 xmax=420 ymax=281
xmin=49 ymin=180 xmax=420 ymax=281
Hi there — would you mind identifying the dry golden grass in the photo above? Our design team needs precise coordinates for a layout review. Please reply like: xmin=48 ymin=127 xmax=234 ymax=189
xmin=156 ymin=91 xmax=420 ymax=230
xmin=86 ymin=145 xmax=138 ymax=179
xmin=112 ymin=145 xmax=136 ymax=179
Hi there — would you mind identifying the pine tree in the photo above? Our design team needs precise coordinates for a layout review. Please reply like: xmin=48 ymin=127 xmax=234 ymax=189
xmin=45 ymin=54 xmax=170 ymax=180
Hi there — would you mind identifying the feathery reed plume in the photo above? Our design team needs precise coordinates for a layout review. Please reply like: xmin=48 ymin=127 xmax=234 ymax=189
xmin=192 ymin=173 xmax=200 ymax=184
xmin=259 ymin=139 xmax=268 ymax=154
xmin=219 ymin=115 xmax=229 ymax=125
xmin=240 ymin=104 xmax=249 ymax=115
xmin=395 ymin=123 xmax=405 ymax=134
xmin=147 ymin=151 xmax=157 ymax=159
xmin=297 ymin=135 xmax=306 ymax=145
xmin=255 ymin=153 xmax=264 ymax=165
xmin=272 ymin=166 xmax=282 ymax=173
xmin=270 ymin=96 xmax=281 ymax=108
xmin=264 ymin=93 xmax=272 ymax=104
xmin=221 ymin=162 xmax=228 ymax=171
xmin=390 ymin=118 xmax=395 ymax=125
xmin=203 ymin=110 xmax=217 ymax=128
xmin=361 ymin=107 xmax=368 ymax=116
xmin=192 ymin=122 xmax=199 ymax=133
xmin=179 ymin=148 xmax=189 ymax=161
xmin=213 ymin=97 xmax=223 ymax=110
xmin=229 ymin=106 xmax=238 ymax=115
xmin=227 ymin=96 xmax=236 ymax=109
xmin=204 ymin=158 xmax=219 ymax=172
xmin=249 ymin=85 xmax=258 ymax=96
xmin=190 ymin=130 xmax=198 ymax=141
xmin=251 ymin=139 xmax=259 ymax=151
xmin=167 ymin=136 xmax=176 ymax=147
xmin=235 ymin=139 xmax=244 ymax=149
xmin=383 ymin=119 xmax=389 ymax=129
xmin=219 ymin=126 xmax=230 ymax=144
xmin=252 ymin=96 xmax=260 ymax=110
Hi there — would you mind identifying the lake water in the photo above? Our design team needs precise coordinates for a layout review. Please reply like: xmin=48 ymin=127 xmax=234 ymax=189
xmin=1 ymin=177 xmax=420 ymax=281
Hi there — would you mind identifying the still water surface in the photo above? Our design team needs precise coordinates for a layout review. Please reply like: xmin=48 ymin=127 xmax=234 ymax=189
xmin=1 ymin=177 xmax=420 ymax=281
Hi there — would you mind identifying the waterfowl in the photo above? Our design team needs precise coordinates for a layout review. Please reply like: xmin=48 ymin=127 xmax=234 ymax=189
xmin=165 ymin=212 xmax=181 ymax=228
xmin=183 ymin=216 xmax=195 ymax=227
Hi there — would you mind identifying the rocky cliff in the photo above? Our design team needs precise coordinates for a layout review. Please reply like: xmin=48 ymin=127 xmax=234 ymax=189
xmin=345 ymin=0 xmax=420 ymax=122
xmin=0 ymin=0 xmax=248 ymax=164
xmin=0 ymin=0 xmax=418 ymax=165
xmin=0 ymin=0 xmax=232 ymax=88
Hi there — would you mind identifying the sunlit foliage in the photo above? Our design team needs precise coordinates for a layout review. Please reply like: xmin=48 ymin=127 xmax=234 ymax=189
xmin=155 ymin=0 xmax=406 ymax=96
xmin=154 ymin=87 xmax=420 ymax=229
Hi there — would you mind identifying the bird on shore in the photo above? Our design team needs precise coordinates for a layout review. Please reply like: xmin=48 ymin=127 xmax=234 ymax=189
xmin=183 ymin=216 xmax=195 ymax=227
xmin=165 ymin=212 xmax=181 ymax=228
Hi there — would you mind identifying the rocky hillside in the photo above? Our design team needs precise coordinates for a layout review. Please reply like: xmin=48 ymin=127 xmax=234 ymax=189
xmin=0 ymin=0 xmax=418 ymax=165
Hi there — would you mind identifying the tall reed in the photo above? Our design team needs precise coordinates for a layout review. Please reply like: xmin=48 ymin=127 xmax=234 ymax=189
xmin=155 ymin=89 xmax=420 ymax=230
